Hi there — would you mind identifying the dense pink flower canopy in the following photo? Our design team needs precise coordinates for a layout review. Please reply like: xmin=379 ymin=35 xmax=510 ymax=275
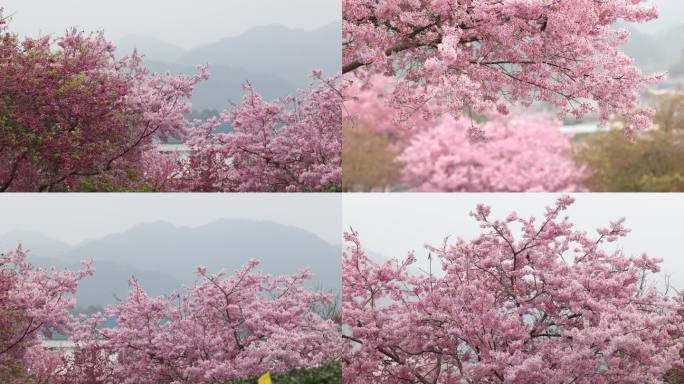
xmin=343 ymin=0 xmax=661 ymax=135
xmin=0 ymin=9 xmax=208 ymax=191
xmin=344 ymin=75 xmax=586 ymax=192
xmin=180 ymin=74 xmax=343 ymax=192
xmin=342 ymin=196 xmax=683 ymax=383
xmin=400 ymin=115 xmax=586 ymax=191
xmin=56 ymin=261 xmax=341 ymax=383
xmin=1 ymin=249 xmax=340 ymax=383
xmin=0 ymin=246 xmax=93 ymax=382
xmin=0 ymin=9 xmax=342 ymax=192
xmin=343 ymin=74 xmax=431 ymax=144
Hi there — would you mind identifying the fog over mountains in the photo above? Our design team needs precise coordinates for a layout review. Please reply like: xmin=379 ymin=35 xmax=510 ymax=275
xmin=0 ymin=220 xmax=341 ymax=307
xmin=622 ymin=23 xmax=684 ymax=75
xmin=117 ymin=21 xmax=341 ymax=111
xmin=110 ymin=12 xmax=684 ymax=110
xmin=615 ymin=1 xmax=684 ymax=77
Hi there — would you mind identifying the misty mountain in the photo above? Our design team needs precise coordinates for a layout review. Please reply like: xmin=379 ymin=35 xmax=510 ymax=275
xmin=144 ymin=61 xmax=297 ymax=111
xmin=0 ymin=232 xmax=180 ymax=307
xmin=176 ymin=21 xmax=341 ymax=86
xmin=29 ymin=256 xmax=181 ymax=307
xmin=116 ymin=35 xmax=186 ymax=62
xmin=622 ymin=23 xmax=684 ymax=74
xmin=0 ymin=230 xmax=72 ymax=257
xmin=2 ymin=220 xmax=340 ymax=307
xmin=59 ymin=219 xmax=341 ymax=292
xmin=631 ymin=0 xmax=684 ymax=35
xmin=116 ymin=21 xmax=341 ymax=111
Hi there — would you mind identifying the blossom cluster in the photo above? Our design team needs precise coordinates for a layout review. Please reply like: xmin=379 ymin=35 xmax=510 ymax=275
xmin=344 ymin=75 xmax=586 ymax=191
xmin=0 ymin=10 xmax=208 ymax=191
xmin=0 ymin=247 xmax=339 ymax=383
xmin=180 ymin=74 xmax=343 ymax=192
xmin=344 ymin=0 xmax=660 ymax=135
xmin=343 ymin=196 xmax=683 ymax=383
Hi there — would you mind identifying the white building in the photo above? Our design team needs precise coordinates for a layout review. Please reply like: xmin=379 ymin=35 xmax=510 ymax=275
xmin=157 ymin=143 xmax=192 ymax=161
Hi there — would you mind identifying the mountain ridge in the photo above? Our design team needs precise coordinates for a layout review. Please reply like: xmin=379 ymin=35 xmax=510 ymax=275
xmin=115 ymin=21 xmax=341 ymax=111
xmin=1 ymin=219 xmax=341 ymax=306
xmin=621 ymin=22 xmax=684 ymax=74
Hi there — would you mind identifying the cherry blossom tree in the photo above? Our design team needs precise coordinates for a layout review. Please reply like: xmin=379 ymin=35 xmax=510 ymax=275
xmin=344 ymin=75 xmax=432 ymax=145
xmin=1 ymin=245 xmax=341 ymax=383
xmin=59 ymin=261 xmax=341 ymax=383
xmin=139 ymin=150 xmax=184 ymax=192
xmin=180 ymin=74 xmax=343 ymax=192
xmin=343 ymin=196 xmax=683 ymax=383
xmin=400 ymin=114 xmax=586 ymax=191
xmin=0 ymin=9 xmax=208 ymax=192
xmin=0 ymin=245 xmax=93 ymax=382
xmin=344 ymin=75 xmax=585 ymax=191
xmin=0 ymin=9 xmax=343 ymax=192
xmin=343 ymin=0 xmax=661 ymax=136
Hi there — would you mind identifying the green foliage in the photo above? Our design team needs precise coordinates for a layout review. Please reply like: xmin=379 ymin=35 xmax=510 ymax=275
xmin=463 ymin=108 xmax=488 ymax=123
xmin=56 ymin=73 xmax=87 ymax=96
xmin=664 ymin=345 xmax=684 ymax=384
xmin=0 ymin=350 xmax=30 ymax=383
xmin=342 ymin=124 xmax=403 ymax=192
xmin=74 ymin=166 xmax=159 ymax=192
xmin=665 ymin=366 xmax=684 ymax=384
xmin=574 ymin=93 xmax=684 ymax=192
xmin=654 ymin=93 xmax=684 ymax=132
xmin=574 ymin=130 xmax=684 ymax=192
xmin=309 ymin=185 xmax=342 ymax=193
xmin=224 ymin=361 xmax=341 ymax=384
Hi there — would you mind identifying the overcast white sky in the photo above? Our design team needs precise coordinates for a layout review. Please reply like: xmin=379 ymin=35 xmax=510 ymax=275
xmin=2 ymin=193 xmax=682 ymax=288
xmin=0 ymin=0 xmax=677 ymax=49
xmin=0 ymin=0 xmax=341 ymax=48
xmin=344 ymin=193 xmax=684 ymax=291
xmin=0 ymin=194 xmax=342 ymax=245
xmin=637 ymin=0 xmax=684 ymax=33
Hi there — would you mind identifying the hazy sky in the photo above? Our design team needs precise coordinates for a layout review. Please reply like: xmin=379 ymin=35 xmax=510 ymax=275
xmin=637 ymin=0 xmax=684 ymax=33
xmin=0 ymin=0 xmax=678 ymax=49
xmin=344 ymin=193 xmax=684 ymax=291
xmin=0 ymin=194 xmax=342 ymax=245
xmin=0 ymin=0 xmax=341 ymax=48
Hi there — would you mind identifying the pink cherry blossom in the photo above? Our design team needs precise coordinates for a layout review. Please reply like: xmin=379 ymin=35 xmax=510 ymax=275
xmin=0 ymin=245 xmax=93 ymax=382
xmin=400 ymin=114 xmax=586 ymax=191
xmin=179 ymin=74 xmax=343 ymax=192
xmin=344 ymin=75 xmax=586 ymax=191
xmin=58 ymin=262 xmax=339 ymax=383
xmin=1 ymin=245 xmax=341 ymax=383
xmin=343 ymin=0 xmax=661 ymax=136
xmin=0 ymin=9 xmax=208 ymax=192
xmin=343 ymin=196 xmax=683 ymax=383
xmin=0 ymin=9 xmax=342 ymax=192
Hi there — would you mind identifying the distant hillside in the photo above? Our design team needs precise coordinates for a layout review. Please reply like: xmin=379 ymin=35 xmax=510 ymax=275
xmin=144 ymin=61 xmax=297 ymax=111
xmin=176 ymin=22 xmax=341 ymax=86
xmin=29 ymin=256 xmax=181 ymax=307
xmin=116 ymin=35 xmax=186 ymax=62
xmin=0 ymin=232 xmax=181 ymax=307
xmin=1 ymin=220 xmax=341 ymax=307
xmin=116 ymin=21 xmax=341 ymax=111
xmin=621 ymin=23 xmax=684 ymax=74
xmin=0 ymin=230 xmax=72 ymax=257
xmin=60 ymin=219 xmax=341 ymax=293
